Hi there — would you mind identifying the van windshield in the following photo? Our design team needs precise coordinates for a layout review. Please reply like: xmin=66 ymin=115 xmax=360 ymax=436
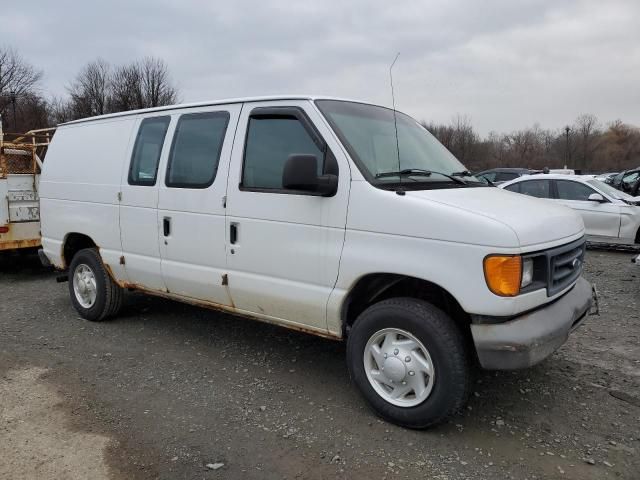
xmin=315 ymin=100 xmax=481 ymax=189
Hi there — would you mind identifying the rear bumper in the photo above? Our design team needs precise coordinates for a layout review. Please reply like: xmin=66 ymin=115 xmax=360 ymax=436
xmin=0 ymin=221 xmax=41 ymax=251
xmin=471 ymin=277 xmax=595 ymax=369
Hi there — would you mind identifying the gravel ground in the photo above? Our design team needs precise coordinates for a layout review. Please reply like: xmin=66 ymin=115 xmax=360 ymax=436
xmin=1 ymin=250 xmax=638 ymax=480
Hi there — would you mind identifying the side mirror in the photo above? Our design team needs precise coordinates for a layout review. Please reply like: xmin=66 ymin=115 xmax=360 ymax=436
xmin=282 ymin=154 xmax=338 ymax=196
xmin=588 ymin=193 xmax=606 ymax=203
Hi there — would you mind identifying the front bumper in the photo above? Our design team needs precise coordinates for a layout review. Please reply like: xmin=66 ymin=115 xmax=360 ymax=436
xmin=471 ymin=277 xmax=595 ymax=370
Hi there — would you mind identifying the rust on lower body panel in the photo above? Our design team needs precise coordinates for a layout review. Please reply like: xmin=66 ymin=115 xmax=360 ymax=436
xmin=100 ymin=259 xmax=341 ymax=341
xmin=0 ymin=222 xmax=41 ymax=251
xmin=0 ymin=237 xmax=41 ymax=251
xmin=119 ymin=278 xmax=339 ymax=340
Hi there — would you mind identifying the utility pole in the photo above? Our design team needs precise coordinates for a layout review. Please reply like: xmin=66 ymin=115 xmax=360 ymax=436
xmin=564 ymin=126 xmax=571 ymax=166
xmin=9 ymin=91 xmax=17 ymax=131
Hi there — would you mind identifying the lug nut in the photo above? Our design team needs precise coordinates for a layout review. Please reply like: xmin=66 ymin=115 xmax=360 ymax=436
xmin=405 ymin=356 xmax=411 ymax=362
xmin=408 ymin=371 xmax=415 ymax=376
xmin=402 ymin=381 xmax=407 ymax=385
xmin=393 ymin=349 xmax=399 ymax=355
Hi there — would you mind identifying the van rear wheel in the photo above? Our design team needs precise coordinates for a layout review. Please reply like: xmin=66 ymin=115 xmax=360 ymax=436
xmin=68 ymin=248 xmax=123 ymax=321
xmin=346 ymin=298 xmax=470 ymax=429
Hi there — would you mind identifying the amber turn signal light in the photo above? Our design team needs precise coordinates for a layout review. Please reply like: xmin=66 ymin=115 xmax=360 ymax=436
xmin=484 ymin=255 xmax=522 ymax=297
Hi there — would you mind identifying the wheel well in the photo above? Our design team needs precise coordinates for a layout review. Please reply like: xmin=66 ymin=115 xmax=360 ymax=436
xmin=342 ymin=274 xmax=471 ymax=338
xmin=63 ymin=233 xmax=96 ymax=268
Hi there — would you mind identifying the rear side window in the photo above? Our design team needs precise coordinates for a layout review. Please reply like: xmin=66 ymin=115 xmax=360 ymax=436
xmin=556 ymin=180 xmax=596 ymax=201
xmin=518 ymin=180 xmax=551 ymax=198
xmin=242 ymin=116 xmax=324 ymax=190
xmin=504 ymin=183 xmax=520 ymax=193
xmin=166 ymin=112 xmax=230 ymax=188
xmin=129 ymin=116 xmax=171 ymax=186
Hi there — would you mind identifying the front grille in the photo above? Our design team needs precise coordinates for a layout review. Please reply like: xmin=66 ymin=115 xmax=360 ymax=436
xmin=546 ymin=239 xmax=586 ymax=296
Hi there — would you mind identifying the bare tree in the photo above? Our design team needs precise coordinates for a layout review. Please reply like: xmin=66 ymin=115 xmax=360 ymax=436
xmin=574 ymin=114 xmax=601 ymax=170
xmin=597 ymin=120 xmax=640 ymax=171
xmin=450 ymin=114 xmax=477 ymax=163
xmin=138 ymin=57 xmax=178 ymax=107
xmin=109 ymin=57 xmax=178 ymax=111
xmin=0 ymin=46 xmax=43 ymax=126
xmin=47 ymin=96 xmax=75 ymax=125
xmin=67 ymin=59 xmax=111 ymax=118
xmin=0 ymin=47 xmax=42 ymax=96
xmin=109 ymin=63 xmax=143 ymax=112
xmin=422 ymin=121 xmax=455 ymax=151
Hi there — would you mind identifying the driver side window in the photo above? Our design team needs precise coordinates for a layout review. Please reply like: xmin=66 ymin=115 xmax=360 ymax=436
xmin=241 ymin=115 xmax=323 ymax=190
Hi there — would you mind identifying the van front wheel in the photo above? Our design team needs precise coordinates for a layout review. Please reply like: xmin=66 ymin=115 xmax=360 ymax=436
xmin=68 ymin=248 xmax=123 ymax=321
xmin=346 ymin=298 xmax=470 ymax=429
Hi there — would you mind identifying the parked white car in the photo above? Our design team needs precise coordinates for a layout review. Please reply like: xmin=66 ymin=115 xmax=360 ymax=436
xmin=500 ymin=174 xmax=640 ymax=245
xmin=39 ymin=96 xmax=595 ymax=428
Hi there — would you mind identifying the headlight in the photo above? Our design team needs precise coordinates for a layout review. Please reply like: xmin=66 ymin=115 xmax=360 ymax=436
xmin=521 ymin=258 xmax=534 ymax=288
xmin=483 ymin=255 xmax=522 ymax=296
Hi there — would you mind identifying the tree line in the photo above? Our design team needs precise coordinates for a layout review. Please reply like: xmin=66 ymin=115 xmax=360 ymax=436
xmin=1 ymin=45 xmax=639 ymax=173
xmin=422 ymin=114 xmax=640 ymax=173
xmin=0 ymin=46 xmax=178 ymax=133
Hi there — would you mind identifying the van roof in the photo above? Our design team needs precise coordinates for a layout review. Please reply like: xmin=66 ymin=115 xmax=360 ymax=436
xmin=59 ymin=95 xmax=372 ymax=126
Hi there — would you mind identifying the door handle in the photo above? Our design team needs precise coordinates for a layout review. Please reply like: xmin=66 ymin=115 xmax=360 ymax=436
xmin=163 ymin=217 xmax=171 ymax=237
xmin=230 ymin=223 xmax=238 ymax=244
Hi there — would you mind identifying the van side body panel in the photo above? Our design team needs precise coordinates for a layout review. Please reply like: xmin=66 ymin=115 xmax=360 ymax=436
xmin=40 ymin=118 xmax=136 ymax=281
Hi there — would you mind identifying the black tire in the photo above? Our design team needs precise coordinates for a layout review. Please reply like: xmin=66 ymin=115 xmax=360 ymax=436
xmin=347 ymin=298 xmax=471 ymax=429
xmin=68 ymin=248 xmax=123 ymax=321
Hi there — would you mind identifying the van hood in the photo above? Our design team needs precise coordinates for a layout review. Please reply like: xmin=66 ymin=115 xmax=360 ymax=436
xmin=407 ymin=187 xmax=584 ymax=247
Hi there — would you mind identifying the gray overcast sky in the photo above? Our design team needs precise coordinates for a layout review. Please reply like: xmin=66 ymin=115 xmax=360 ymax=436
xmin=3 ymin=0 xmax=639 ymax=134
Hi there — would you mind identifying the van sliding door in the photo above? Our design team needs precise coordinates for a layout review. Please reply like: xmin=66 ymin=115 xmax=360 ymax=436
xmin=157 ymin=105 xmax=241 ymax=305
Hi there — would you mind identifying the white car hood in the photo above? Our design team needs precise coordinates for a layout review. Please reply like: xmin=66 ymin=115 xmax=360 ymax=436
xmin=407 ymin=187 xmax=585 ymax=247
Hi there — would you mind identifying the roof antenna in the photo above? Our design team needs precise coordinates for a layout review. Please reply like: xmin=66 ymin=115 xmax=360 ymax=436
xmin=389 ymin=52 xmax=402 ymax=190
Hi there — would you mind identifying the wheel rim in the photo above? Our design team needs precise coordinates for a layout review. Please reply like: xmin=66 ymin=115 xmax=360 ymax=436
xmin=72 ymin=263 xmax=97 ymax=309
xmin=363 ymin=328 xmax=435 ymax=407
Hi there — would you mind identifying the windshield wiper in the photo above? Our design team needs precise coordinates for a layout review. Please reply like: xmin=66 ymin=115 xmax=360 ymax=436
xmin=375 ymin=169 xmax=467 ymax=185
xmin=452 ymin=169 xmax=493 ymax=186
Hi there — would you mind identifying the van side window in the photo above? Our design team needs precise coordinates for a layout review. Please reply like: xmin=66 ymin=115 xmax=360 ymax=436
xmin=241 ymin=115 xmax=324 ymax=190
xmin=166 ymin=112 xmax=230 ymax=188
xmin=129 ymin=116 xmax=171 ymax=186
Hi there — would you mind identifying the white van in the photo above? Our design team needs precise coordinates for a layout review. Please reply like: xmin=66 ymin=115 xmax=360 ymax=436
xmin=40 ymin=96 xmax=596 ymax=428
